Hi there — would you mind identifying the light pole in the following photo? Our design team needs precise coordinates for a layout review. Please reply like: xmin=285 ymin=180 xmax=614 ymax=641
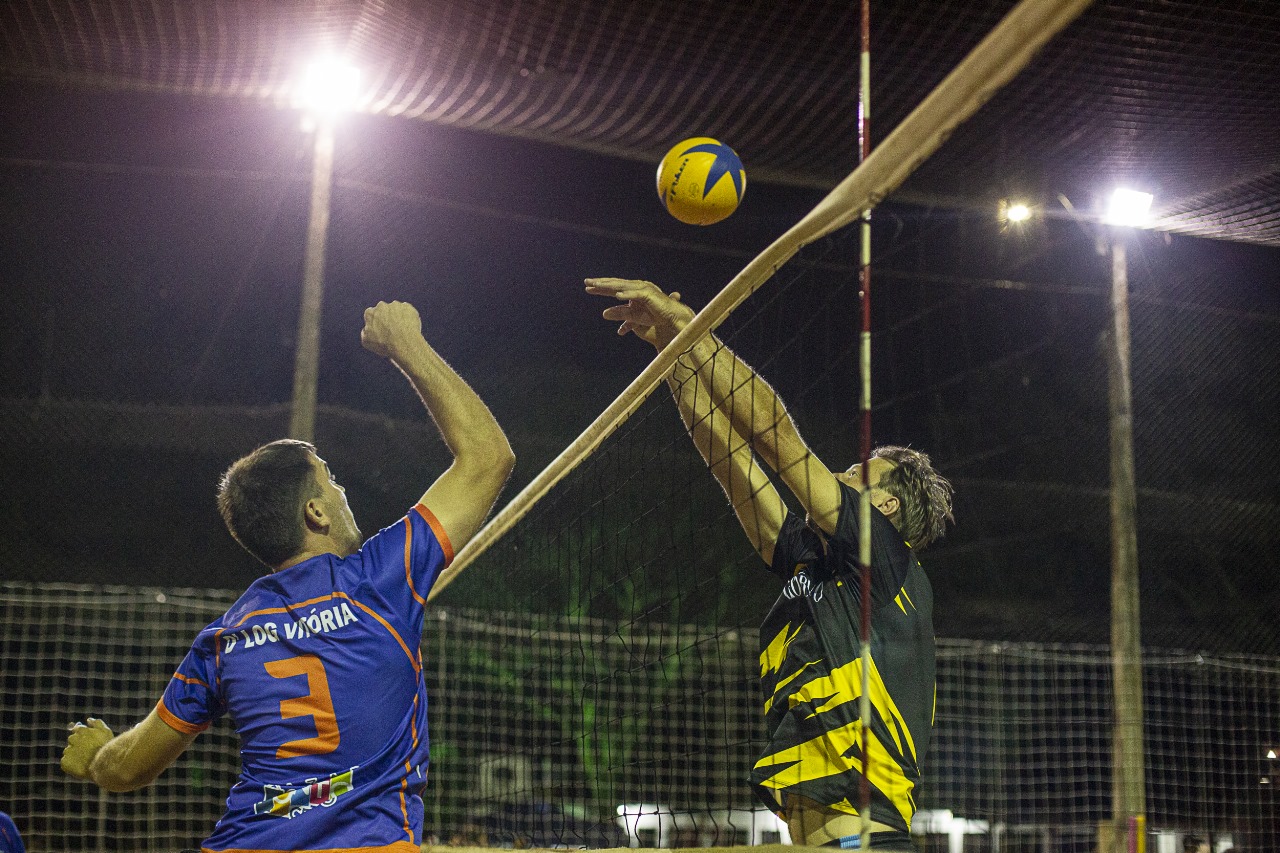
xmin=1103 ymin=186 xmax=1153 ymax=853
xmin=1005 ymin=188 xmax=1154 ymax=852
xmin=289 ymin=59 xmax=360 ymax=442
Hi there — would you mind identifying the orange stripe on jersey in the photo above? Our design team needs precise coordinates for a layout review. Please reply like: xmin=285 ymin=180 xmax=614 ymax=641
xmin=201 ymin=844 xmax=420 ymax=853
xmin=399 ymin=770 xmax=412 ymax=843
xmin=156 ymin=699 xmax=210 ymax=735
xmin=399 ymin=758 xmax=414 ymax=840
xmin=415 ymin=504 xmax=454 ymax=566
xmin=348 ymin=598 xmax=420 ymax=675
xmin=172 ymin=671 xmax=208 ymax=688
xmin=403 ymin=516 xmax=426 ymax=606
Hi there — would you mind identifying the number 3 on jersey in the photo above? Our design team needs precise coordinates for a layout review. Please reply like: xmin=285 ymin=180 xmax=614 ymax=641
xmin=264 ymin=654 xmax=341 ymax=758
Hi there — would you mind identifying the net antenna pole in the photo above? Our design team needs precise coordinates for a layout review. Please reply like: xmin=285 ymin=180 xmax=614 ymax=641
xmin=427 ymin=0 xmax=1098 ymax=600
xmin=856 ymin=0 xmax=875 ymax=848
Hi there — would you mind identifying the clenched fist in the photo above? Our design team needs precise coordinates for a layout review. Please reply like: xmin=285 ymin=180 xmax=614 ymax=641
xmin=361 ymin=301 xmax=424 ymax=360
xmin=61 ymin=718 xmax=114 ymax=780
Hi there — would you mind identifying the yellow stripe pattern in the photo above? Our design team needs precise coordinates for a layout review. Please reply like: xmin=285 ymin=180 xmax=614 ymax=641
xmin=759 ymin=622 xmax=803 ymax=677
xmin=754 ymin=654 xmax=919 ymax=827
xmin=753 ymin=717 xmax=917 ymax=826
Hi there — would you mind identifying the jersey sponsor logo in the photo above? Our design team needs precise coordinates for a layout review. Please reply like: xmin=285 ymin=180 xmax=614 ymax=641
xmin=782 ymin=569 xmax=824 ymax=603
xmin=223 ymin=602 xmax=361 ymax=654
xmin=253 ymin=767 xmax=357 ymax=819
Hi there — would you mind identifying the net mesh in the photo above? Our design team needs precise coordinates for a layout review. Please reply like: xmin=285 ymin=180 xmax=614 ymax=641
xmin=4 ymin=584 xmax=1277 ymax=851
xmin=6 ymin=210 xmax=1276 ymax=847
xmin=3 ymin=0 xmax=1279 ymax=244
xmin=1 ymin=0 xmax=1278 ymax=841
xmin=1 ymin=585 xmax=242 ymax=851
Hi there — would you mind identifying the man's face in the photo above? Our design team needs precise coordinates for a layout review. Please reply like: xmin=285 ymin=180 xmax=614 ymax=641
xmin=837 ymin=456 xmax=899 ymax=518
xmin=837 ymin=456 xmax=895 ymax=491
xmin=312 ymin=454 xmax=363 ymax=555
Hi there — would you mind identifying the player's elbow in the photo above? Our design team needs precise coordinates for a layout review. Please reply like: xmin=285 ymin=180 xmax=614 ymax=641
xmin=499 ymin=441 xmax=516 ymax=474
xmin=459 ymin=442 xmax=516 ymax=486
xmin=491 ymin=442 xmax=516 ymax=480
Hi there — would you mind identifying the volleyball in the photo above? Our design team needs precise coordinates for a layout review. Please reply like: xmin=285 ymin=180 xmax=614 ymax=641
xmin=656 ymin=137 xmax=746 ymax=225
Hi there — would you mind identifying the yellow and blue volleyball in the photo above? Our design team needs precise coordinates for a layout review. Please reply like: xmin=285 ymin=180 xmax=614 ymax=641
xmin=656 ymin=137 xmax=746 ymax=225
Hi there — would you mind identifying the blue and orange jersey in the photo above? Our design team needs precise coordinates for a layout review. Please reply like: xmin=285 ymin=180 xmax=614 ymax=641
xmin=159 ymin=504 xmax=452 ymax=853
xmin=0 ymin=811 xmax=26 ymax=853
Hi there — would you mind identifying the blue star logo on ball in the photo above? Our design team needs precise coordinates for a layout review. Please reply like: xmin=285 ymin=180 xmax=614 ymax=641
xmin=680 ymin=141 xmax=744 ymax=200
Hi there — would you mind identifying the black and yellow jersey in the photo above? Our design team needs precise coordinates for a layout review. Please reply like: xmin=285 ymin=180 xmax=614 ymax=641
xmin=750 ymin=481 xmax=935 ymax=833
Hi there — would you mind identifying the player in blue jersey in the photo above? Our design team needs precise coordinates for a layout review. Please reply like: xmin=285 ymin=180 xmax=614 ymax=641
xmin=589 ymin=278 xmax=953 ymax=852
xmin=61 ymin=300 xmax=514 ymax=853
xmin=0 ymin=811 xmax=26 ymax=853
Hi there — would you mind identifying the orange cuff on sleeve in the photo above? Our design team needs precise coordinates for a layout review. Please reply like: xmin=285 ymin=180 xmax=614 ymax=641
xmin=414 ymin=504 xmax=455 ymax=566
xmin=156 ymin=699 xmax=210 ymax=735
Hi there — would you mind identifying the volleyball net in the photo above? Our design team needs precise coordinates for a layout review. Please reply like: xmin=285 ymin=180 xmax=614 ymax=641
xmin=4 ymin=583 xmax=1277 ymax=851
xmin=3 ymin=0 xmax=1280 ymax=848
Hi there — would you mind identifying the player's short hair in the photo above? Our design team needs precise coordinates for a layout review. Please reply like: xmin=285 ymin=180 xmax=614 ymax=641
xmin=217 ymin=439 xmax=322 ymax=568
xmin=871 ymin=445 xmax=955 ymax=549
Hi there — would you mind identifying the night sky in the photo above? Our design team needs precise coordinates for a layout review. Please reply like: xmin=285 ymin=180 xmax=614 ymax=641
xmin=0 ymin=79 xmax=829 ymax=591
xmin=0 ymin=79 xmax=820 ymax=413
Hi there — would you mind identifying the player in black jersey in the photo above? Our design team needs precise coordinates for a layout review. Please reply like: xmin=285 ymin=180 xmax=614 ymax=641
xmin=589 ymin=278 xmax=954 ymax=851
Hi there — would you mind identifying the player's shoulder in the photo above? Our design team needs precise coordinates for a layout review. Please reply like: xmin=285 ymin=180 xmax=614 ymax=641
xmin=901 ymin=554 xmax=934 ymax=601
xmin=355 ymin=506 xmax=424 ymax=550
xmin=355 ymin=504 xmax=451 ymax=566
xmin=223 ymin=575 xmax=289 ymax=621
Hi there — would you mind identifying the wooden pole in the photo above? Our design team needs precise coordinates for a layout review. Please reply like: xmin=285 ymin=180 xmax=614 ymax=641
xmin=1107 ymin=231 xmax=1146 ymax=853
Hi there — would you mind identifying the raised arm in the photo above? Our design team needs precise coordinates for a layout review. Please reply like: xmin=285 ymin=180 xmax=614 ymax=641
xmin=361 ymin=301 xmax=515 ymax=551
xmin=61 ymin=711 xmax=196 ymax=793
xmin=585 ymin=279 xmax=785 ymax=561
xmin=586 ymin=278 xmax=843 ymax=534
xmin=666 ymin=356 xmax=786 ymax=563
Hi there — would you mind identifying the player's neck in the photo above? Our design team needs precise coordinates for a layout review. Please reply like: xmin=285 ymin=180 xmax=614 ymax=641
xmin=273 ymin=536 xmax=348 ymax=572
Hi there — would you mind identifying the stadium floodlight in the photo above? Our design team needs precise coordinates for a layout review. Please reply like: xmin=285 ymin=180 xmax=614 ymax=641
xmin=1268 ymin=748 xmax=1277 ymax=759
xmin=297 ymin=58 xmax=361 ymax=114
xmin=998 ymin=199 xmax=1033 ymax=225
xmin=1104 ymin=188 xmax=1154 ymax=227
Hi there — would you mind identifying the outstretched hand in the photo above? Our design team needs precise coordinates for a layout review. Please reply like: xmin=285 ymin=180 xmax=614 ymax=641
xmin=584 ymin=278 xmax=695 ymax=349
xmin=361 ymin=300 xmax=424 ymax=360
xmin=61 ymin=717 xmax=114 ymax=780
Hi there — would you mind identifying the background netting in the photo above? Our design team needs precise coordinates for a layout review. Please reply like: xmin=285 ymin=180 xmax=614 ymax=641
xmin=9 ymin=189 xmax=1274 ymax=651
xmin=2 ymin=0 xmax=1278 ymax=846
xmin=2 ymin=0 xmax=1279 ymax=243
xmin=3 ymin=584 xmax=1276 ymax=851
xmin=2 ymin=200 xmax=1277 ymax=850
